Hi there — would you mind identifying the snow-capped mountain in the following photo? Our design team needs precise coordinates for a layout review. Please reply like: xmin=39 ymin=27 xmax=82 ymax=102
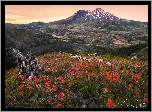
xmin=51 ymin=8 xmax=128 ymax=24
xmin=84 ymin=8 xmax=120 ymax=21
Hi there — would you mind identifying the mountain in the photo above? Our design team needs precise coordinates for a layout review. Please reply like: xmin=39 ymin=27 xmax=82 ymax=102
xmin=50 ymin=8 xmax=128 ymax=25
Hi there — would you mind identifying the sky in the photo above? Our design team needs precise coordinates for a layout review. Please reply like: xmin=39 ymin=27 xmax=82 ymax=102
xmin=5 ymin=5 xmax=148 ymax=24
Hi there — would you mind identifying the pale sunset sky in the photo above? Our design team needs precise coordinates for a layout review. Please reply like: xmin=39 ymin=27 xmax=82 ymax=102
xmin=5 ymin=5 xmax=148 ymax=24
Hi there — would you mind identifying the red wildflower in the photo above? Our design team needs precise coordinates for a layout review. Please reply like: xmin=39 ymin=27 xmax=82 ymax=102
xmin=135 ymin=91 xmax=139 ymax=96
xmin=73 ymin=66 xmax=77 ymax=71
xmin=57 ymin=103 xmax=61 ymax=108
xmin=103 ymin=87 xmax=108 ymax=93
xmin=45 ymin=80 xmax=51 ymax=87
xmin=19 ymin=74 xmax=24 ymax=80
xmin=103 ymin=73 xmax=107 ymax=78
xmin=143 ymin=98 xmax=148 ymax=103
xmin=86 ymin=65 xmax=88 ymax=68
xmin=92 ymin=71 xmax=95 ymax=75
xmin=102 ymin=61 xmax=104 ymax=65
xmin=53 ymin=85 xmax=57 ymax=91
xmin=19 ymin=84 xmax=25 ymax=90
xmin=58 ymin=92 xmax=64 ymax=99
xmin=61 ymin=79 xmax=65 ymax=83
xmin=58 ymin=76 xmax=65 ymax=83
xmin=19 ymin=91 xmax=24 ymax=96
xmin=68 ymin=82 xmax=71 ymax=87
xmin=129 ymin=84 xmax=133 ymax=87
xmin=26 ymin=77 xmax=32 ymax=81
xmin=28 ymin=87 xmax=33 ymax=91
xmin=106 ymin=73 xmax=112 ymax=80
xmin=107 ymin=98 xmax=114 ymax=108
xmin=77 ymin=73 xmax=81 ymax=77
xmin=45 ymin=77 xmax=49 ymax=81
xmin=33 ymin=76 xmax=38 ymax=81
xmin=94 ymin=61 xmax=97 ymax=64
xmin=71 ymin=71 xmax=75 ymax=75
xmin=45 ymin=78 xmax=51 ymax=87
xmin=59 ymin=76 xmax=63 ymax=81
xmin=88 ymin=75 xmax=90 ymax=79
xmin=10 ymin=102 xmax=13 ymax=107
xmin=116 ymin=66 xmax=121 ymax=69
xmin=134 ymin=74 xmax=140 ymax=81
xmin=113 ymin=72 xmax=118 ymax=82
xmin=81 ymin=62 xmax=84 ymax=65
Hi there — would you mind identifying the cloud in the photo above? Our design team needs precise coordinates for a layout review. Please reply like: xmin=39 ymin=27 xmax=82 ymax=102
xmin=5 ymin=11 xmax=71 ymax=22
xmin=5 ymin=18 xmax=17 ymax=21
xmin=5 ymin=12 xmax=30 ymax=17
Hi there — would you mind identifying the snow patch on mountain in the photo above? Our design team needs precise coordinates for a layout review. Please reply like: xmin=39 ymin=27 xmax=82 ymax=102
xmin=84 ymin=8 xmax=120 ymax=21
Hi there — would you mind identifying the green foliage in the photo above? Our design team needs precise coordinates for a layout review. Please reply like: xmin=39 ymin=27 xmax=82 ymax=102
xmin=93 ymin=43 xmax=148 ymax=58
xmin=70 ymin=38 xmax=86 ymax=44
xmin=5 ymin=38 xmax=17 ymax=70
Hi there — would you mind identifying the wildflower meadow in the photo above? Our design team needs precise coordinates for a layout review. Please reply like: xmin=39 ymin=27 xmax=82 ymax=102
xmin=5 ymin=53 xmax=149 ymax=108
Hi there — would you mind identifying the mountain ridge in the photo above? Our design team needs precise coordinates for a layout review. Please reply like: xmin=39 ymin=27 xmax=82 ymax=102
xmin=50 ymin=8 xmax=129 ymax=25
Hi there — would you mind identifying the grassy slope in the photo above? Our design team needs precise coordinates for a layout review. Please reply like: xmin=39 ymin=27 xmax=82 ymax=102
xmin=5 ymin=53 xmax=148 ymax=108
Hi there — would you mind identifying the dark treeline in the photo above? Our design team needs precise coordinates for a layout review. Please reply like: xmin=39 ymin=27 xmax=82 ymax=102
xmin=5 ymin=41 xmax=148 ymax=71
xmin=92 ymin=43 xmax=148 ymax=57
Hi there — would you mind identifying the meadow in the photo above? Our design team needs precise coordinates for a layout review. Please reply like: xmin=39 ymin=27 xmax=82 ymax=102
xmin=5 ymin=53 xmax=148 ymax=108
